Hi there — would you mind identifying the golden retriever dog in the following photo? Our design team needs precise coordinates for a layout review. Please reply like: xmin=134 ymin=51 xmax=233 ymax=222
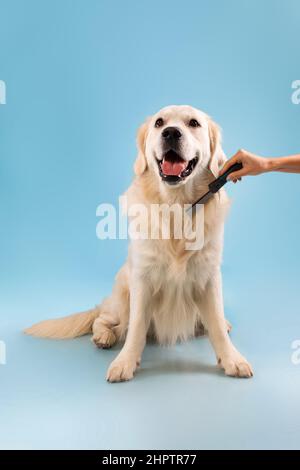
xmin=25 ymin=105 xmax=253 ymax=382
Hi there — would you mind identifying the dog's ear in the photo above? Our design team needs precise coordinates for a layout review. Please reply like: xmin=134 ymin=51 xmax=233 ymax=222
xmin=208 ymin=119 xmax=227 ymax=178
xmin=134 ymin=119 xmax=149 ymax=176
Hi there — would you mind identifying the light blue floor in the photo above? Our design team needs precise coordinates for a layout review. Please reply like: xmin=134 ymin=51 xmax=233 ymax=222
xmin=1 ymin=272 xmax=300 ymax=450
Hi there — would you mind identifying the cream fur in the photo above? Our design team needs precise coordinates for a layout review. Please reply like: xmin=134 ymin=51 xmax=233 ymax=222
xmin=25 ymin=105 xmax=253 ymax=382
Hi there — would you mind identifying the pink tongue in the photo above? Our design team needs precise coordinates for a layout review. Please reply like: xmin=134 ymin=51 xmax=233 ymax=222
xmin=161 ymin=160 xmax=187 ymax=176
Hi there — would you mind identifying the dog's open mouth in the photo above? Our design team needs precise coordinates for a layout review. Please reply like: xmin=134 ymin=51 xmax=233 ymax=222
xmin=156 ymin=150 xmax=199 ymax=185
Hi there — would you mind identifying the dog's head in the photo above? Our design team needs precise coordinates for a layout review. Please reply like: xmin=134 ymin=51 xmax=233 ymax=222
xmin=134 ymin=105 xmax=226 ymax=187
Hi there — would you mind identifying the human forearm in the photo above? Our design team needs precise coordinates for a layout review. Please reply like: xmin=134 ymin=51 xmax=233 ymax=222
xmin=266 ymin=155 xmax=300 ymax=173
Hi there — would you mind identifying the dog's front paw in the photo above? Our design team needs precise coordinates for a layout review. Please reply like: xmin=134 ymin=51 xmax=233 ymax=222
xmin=218 ymin=352 xmax=253 ymax=378
xmin=106 ymin=355 xmax=140 ymax=383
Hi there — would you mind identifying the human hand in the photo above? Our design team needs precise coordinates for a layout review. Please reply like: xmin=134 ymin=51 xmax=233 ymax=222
xmin=220 ymin=149 xmax=269 ymax=182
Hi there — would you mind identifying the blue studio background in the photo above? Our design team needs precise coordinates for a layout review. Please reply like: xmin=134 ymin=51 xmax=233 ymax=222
xmin=1 ymin=0 xmax=300 ymax=450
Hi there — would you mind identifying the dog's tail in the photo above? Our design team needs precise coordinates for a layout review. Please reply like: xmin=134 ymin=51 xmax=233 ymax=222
xmin=24 ymin=307 xmax=99 ymax=339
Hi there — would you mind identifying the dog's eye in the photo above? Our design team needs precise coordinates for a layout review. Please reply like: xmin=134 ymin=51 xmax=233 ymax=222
xmin=189 ymin=119 xmax=201 ymax=128
xmin=155 ymin=118 xmax=164 ymax=128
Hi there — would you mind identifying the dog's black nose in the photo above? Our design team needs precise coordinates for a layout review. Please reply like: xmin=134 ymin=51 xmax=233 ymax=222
xmin=162 ymin=127 xmax=182 ymax=141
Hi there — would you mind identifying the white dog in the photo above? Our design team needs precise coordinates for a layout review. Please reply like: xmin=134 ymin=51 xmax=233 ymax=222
xmin=25 ymin=105 xmax=253 ymax=382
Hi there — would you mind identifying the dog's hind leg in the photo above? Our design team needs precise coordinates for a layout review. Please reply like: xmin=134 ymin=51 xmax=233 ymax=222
xmin=92 ymin=265 xmax=129 ymax=349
